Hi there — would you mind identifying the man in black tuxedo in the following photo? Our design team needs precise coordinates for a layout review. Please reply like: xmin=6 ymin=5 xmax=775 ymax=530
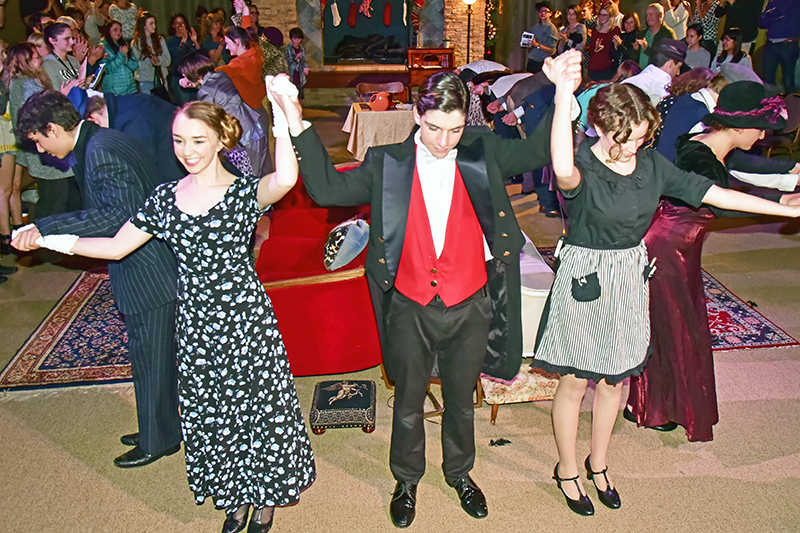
xmin=13 ymin=90 xmax=181 ymax=468
xmin=276 ymin=71 xmax=562 ymax=528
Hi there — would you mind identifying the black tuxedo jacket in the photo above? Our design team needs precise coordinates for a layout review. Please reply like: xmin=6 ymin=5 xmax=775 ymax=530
xmin=37 ymin=121 xmax=178 ymax=315
xmin=291 ymin=114 xmax=553 ymax=380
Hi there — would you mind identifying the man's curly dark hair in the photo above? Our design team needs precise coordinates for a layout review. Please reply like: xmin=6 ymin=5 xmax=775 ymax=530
xmin=16 ymin=90 xmax=81 ymax=139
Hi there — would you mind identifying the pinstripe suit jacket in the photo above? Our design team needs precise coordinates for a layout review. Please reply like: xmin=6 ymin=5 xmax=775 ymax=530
xmin=37 ymin=122 xmax=178 ymax=315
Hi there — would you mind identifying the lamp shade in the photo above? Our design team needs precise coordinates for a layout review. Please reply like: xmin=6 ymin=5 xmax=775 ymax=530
xmin=463 ymin=0 xmax=478 ymax=5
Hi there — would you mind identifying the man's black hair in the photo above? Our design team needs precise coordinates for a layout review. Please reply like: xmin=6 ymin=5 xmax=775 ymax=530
xmin=16 ymin=90 xmax=81 ymax=139
xmin=414 ymin=71 xmax=470 ymax=117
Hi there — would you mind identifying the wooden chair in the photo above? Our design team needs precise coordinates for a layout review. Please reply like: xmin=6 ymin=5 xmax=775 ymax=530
xmin=356 ymin=81 xmax=407 ymax=103
xmin=755 ymin=93 xmax=800 ymax=159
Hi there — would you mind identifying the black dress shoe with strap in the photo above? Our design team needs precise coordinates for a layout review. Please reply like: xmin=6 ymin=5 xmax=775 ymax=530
xmin=222 ymin=506 xmax=249 ymax=533
xmin=553 ymin=463 xmax=594 ymax=516
xmin=120 ymin=432 xmax=139 ymax=446
xmin=585 ymin=456 xmax=621 ymax=509
xmin=247 ymin=507 xmax=273 ymax=533
xmin=447 ymin=475 xmax=488 ymax=519
xmin=113 ymin=444 xmax=180 ymax=468
xmin=389 ymin=481 xmax=417 ymax=528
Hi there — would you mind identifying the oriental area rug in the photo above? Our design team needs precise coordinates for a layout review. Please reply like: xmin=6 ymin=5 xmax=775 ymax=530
xmin=2 ymin=255 xmax=798 ymax=391
xmin=0 ymin=268 xmax=131 ymax=391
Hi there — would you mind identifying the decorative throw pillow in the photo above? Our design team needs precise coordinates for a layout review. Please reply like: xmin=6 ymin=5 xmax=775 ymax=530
xmin=324 ymin=215 xmax=369 ymax=271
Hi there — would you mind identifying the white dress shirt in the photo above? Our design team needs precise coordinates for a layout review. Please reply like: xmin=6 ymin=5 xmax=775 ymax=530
xmin=414 ymin=131 xmax=492 ymax=260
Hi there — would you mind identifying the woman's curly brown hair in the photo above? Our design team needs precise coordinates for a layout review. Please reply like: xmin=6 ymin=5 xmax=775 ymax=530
xmin=587 ymin=83 xmax=661 ymax=161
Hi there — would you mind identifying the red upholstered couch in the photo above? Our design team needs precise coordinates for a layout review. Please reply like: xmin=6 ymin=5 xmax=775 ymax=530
xmin=255 ymin=166 xmax=382 ymax=377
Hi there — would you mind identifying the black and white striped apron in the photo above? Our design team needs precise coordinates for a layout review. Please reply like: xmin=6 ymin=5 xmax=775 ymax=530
xmin=533 ymin=241 xmax=650 ymax=384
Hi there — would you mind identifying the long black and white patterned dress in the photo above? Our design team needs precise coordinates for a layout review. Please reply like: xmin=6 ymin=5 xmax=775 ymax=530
xmin=131 ymin=174 xmax=316 ymax=510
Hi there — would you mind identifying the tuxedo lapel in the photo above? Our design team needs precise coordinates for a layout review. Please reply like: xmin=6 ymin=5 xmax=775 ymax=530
xmin=456 ymin=137 xmax=495 ymax=249
xmin=381 ymin=145 xmax=415 ymax=277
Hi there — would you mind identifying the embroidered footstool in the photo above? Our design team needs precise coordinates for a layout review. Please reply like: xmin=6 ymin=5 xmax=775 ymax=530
xmin=481 ymin=363 xmax=560 ymax=425
xmin=309 ymin=380 xmax=376 ymax=434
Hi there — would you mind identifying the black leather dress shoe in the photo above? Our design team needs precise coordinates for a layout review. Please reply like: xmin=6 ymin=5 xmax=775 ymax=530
xmin=389 ymin=481 xmax=417 ymax=528
xmin=0 ymin=264 xmax=17 ymax=276
xmin=247 ymin=508 xmax=273 ymax=533
xmin=447 ymin=475 xmax=488 ymax=519
xmin=553 ymin=463 xmax=594 ymax=516
xmin=120 ymin=432 xmax=139 ymax=446
xmin=651 ymin=421 xmax=679 ymax=432
xmin=623 ymin=407 xmax=678 ymax=431
xmin=622 ymin=406 xmax=637 ymax=423
xmin=585 ymin=456 xmax=621 ymax=509
xmin=114 ymin=444 xmax=180 ymax=468
xmin=222 ymin=506 xmax=250 ymax=533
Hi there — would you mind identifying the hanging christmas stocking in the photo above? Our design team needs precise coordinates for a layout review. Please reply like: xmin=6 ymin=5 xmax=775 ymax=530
xmin=348 ymin=0 xmax=358 ymax=26
xmin=332 ymin=0 xmax=342 ymax=26
xmin=384 ymin=2 xmax=391 ymax=26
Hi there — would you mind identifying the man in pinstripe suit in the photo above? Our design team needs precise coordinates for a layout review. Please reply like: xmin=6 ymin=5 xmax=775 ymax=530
xmin=13 ymin=91 xmax=182 ymax=468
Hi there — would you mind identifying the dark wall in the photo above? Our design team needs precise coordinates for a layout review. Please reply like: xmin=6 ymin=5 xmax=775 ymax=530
xmin=322 ymin=0 xmax=410 ymax=64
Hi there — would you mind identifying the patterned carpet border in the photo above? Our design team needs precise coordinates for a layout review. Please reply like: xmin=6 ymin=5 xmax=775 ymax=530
xmin=538 ymin=247 xmax=799 ymax=352
xmin=3 ymin=246 xmax=797 ymax=392
xmin=0 ymin=268 xmax=131 ymax=391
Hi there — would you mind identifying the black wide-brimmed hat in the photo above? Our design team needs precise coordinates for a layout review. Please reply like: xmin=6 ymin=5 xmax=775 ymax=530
xmin=702 ymin=81 xmax=788 ymax=130
xmin=652 ymin=38 xmax=688 ymax=64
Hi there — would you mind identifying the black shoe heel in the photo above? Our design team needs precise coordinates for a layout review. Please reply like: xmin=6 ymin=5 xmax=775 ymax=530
xmin=247 ymin=507 xmax=273 ymax=533
xmin=585 ymin=456 xmax=621 ymax=509
xmin=553 ymin=463 xmax=594 ymax=516
xmin=222 ymin=505 xmax=249 ymax=533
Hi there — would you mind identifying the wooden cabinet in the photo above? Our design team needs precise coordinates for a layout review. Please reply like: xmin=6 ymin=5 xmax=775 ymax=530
xmin=407 ymin=47 xmax=456 ymax=95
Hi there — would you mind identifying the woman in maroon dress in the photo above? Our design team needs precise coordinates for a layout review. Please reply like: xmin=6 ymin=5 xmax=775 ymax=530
xmin=626 ymin=81 xmax=794 ymax=441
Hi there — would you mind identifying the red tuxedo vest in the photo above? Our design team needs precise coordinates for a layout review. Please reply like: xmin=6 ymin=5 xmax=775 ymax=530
xmin=394 ymin=162 xmax=488 ymax=307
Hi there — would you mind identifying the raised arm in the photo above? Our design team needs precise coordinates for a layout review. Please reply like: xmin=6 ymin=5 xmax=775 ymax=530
xmin=543 ymin=49 xmax=582 ymax=191
xmin=256 ymin=74 xmax=299 ymax=208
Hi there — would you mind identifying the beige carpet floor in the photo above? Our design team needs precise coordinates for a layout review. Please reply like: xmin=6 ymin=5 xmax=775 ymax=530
xmin=2 ymin=104 xmax=800 ymax=532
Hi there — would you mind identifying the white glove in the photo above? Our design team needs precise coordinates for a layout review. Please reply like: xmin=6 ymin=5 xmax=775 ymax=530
xmin=11 ymin=223 xmax=36 ymax=239
xmin=38 ymin=234 xmax=79 ymax=255
xmin=265 ymin=75 xmax=299 ymax=138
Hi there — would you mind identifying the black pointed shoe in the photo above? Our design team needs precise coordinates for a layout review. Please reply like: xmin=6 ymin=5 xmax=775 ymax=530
xmin=447 ymin=475 xmax=488 ymax=519
xmin=585 ymin=456 xmax=621 ymax=509
xmin=553 ymin=463 xmax=594 ymax=516
xmin=247 ymin=507 xmax=273 ymax=533
xmin=623 ymin=407 xmax=678 ymax=432
xmin=120 ymin=432 xmax=139 ymax=446
xmin=222 ymin=506 xmax=249 ymax=533
xmin=389 ymin=481 xmax=417 ymax=528
xmin=113 ymin=444 xmax=180 ymax=468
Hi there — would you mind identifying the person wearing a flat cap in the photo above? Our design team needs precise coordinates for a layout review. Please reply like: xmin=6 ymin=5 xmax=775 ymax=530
xmin=627 ymin=80 xmax=800 ymax=444
xmin=523 ymin=1 xmax=559 ymax=73
xmin=623 ymin=38 xmax=686 ymax=105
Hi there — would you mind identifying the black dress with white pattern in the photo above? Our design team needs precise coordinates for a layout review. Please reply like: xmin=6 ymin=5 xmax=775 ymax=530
xmin=131 ymin=174 xmax=316 ymax=510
